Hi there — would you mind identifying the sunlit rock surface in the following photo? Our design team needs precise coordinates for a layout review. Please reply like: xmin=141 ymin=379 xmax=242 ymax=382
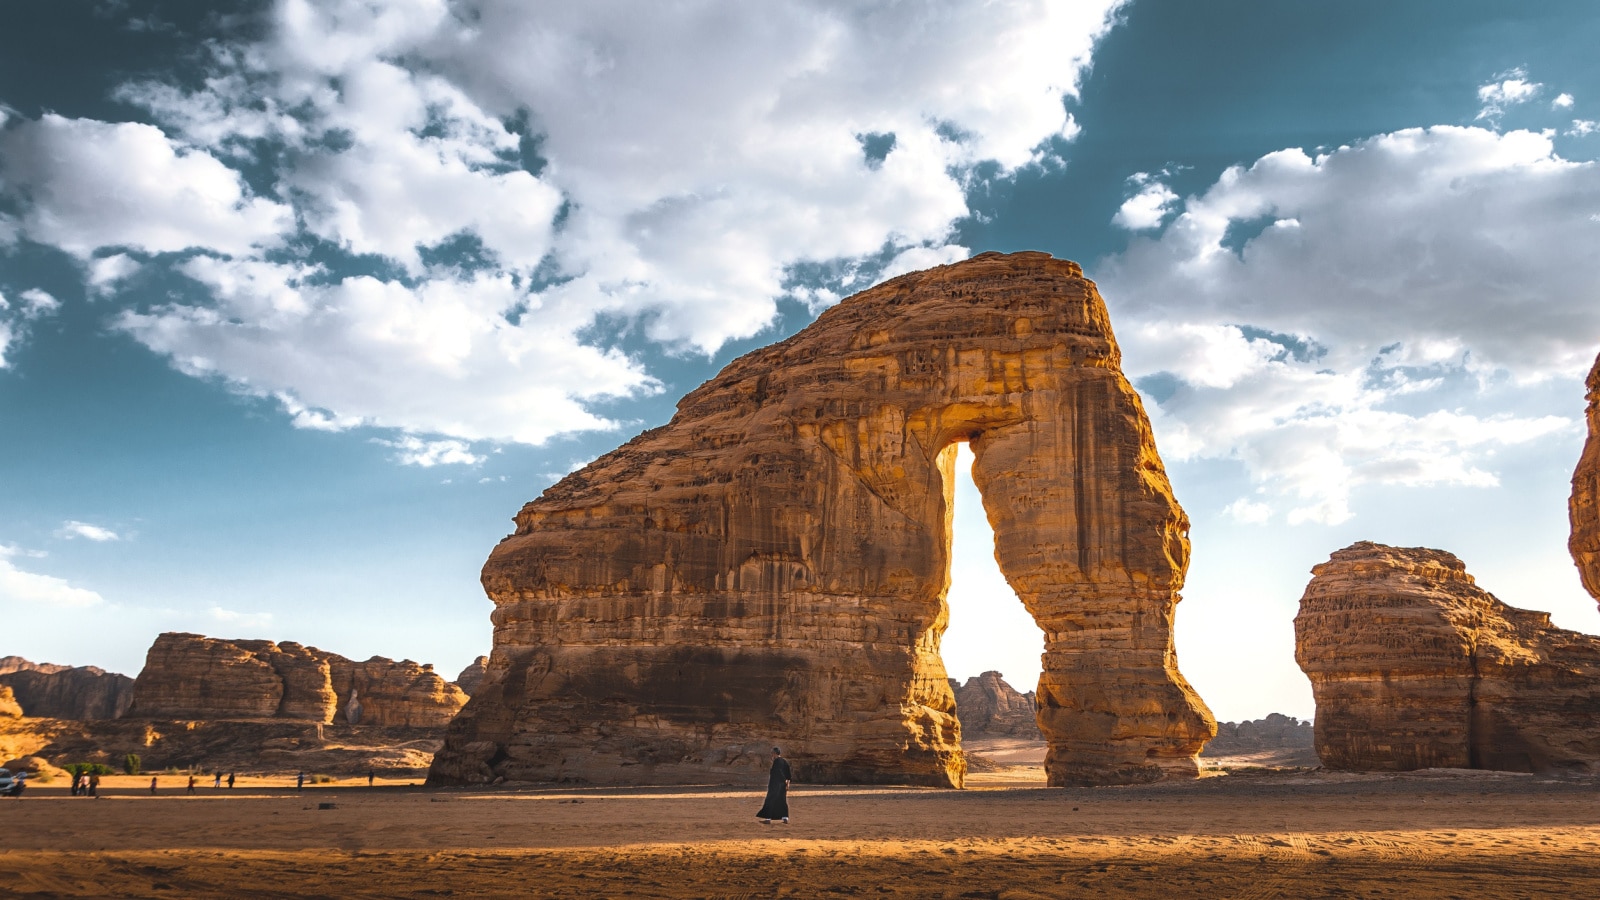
xmin=454 ymin=657 xmax=489 ymax=697
xmin=127 ymin=633 xmax=467 ymax=727
xmin=1572 ymin=351 xmax=1600 ymax=608
xmin=432 ymin=251 xmax=1213 ymax=788
xmin=1295 ymin=542 xmax=1600 ymax=772
xmin=0 ymin=657 xmax=134 ymax=720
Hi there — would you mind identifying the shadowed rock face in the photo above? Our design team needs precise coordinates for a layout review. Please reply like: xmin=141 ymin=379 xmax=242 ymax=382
xmin=454 ymin=657 xmax=489 ymax=697
xmin=951 ymin=671 xmax=1040 ymax=740
xmin=1295 ymin=542 xmax=1600 ymax=773
xmin=127 ymin=633 xmax=467 ymax=727
xmin=0 ymin=657 xmax=134 ymax=720
xmin=1572 ymin=351 xmax=1600 ymax=607
xmin=431 ymin=252 xmax=1214 ymax=788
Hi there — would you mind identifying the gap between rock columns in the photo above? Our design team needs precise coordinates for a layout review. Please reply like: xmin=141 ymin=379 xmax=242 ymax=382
xmin=429 ymin=251 xmax=1217 ymax=788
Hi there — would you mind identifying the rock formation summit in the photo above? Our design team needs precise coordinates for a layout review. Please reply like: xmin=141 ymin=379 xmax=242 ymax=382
xmin=1571 ymin=350 xmax=1600 ymax=608
xmin=0 ymin=657 xmax=134 ymax=720
xmin=951 ymin=671 xmax=1040 ymax=740
xmin=128 ymin=633 xmax=468 ymax=728
xmin=431 ymin=251 xmax=1214 ymax=788
xmin=1295 ymin=542 xmax=1600 ymax=772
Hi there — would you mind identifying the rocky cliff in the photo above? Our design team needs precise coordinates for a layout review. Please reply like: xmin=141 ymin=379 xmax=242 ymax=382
xmin=1572 ymin=351 xmax=1600 ymax=607
xmin=127 ymin=633 xmax=467 ymax=727
xmin=951 ymin=671 xmax=1040 ymax=739
xmin=432 ymin=252 xmax=1214 ymax=788
xmin=1295 ymin=542 xmax=1600 ymax=772
xmin=0 ymin=657 xmax=134 ymax=720
xmin=454 ymin=657 xmax=489 ymax=696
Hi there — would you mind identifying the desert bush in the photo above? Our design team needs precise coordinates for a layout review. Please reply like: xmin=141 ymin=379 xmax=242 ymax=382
xmin=313 ymin=774 xmax=335 ymax=784
xmin=123 ymin=753 xmax=141 ymax=775
xmin=64 ymin=763 xmax=114 ymax=777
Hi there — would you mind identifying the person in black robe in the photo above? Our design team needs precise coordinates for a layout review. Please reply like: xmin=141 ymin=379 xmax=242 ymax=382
xmin=756 ymin=747 xmax=792 ymax=824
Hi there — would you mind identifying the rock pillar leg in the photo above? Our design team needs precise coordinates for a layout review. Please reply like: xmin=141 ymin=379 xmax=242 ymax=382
xmin=969 ymin=374 xmax=1214 ymax=785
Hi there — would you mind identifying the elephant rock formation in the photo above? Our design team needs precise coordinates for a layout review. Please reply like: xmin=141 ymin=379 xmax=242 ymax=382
xmin=1295 ymin=542 xmax=1600 ymax=772
xmin=431 ymin=251 xmax=1213 ymax=788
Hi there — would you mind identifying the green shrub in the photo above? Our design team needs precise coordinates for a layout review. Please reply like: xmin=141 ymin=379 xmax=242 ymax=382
xmin=123 ymin=753 xmax=141 ymax=776
xmin=64 ymin=763 xmax=114 ymax=777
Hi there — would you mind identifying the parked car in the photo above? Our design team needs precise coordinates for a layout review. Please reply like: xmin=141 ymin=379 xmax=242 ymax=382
xmin=0 ymin=768 xmax=14 ymax=796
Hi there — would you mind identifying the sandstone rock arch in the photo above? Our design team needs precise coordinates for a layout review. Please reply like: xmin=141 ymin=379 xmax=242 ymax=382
xmin=430 ymin=252 xmax=1215 ymax=787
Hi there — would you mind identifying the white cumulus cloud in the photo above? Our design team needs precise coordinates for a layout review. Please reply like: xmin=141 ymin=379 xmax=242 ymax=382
xmin=1477 ymin=68 xmax=1542 ymax=120
xmin=0 ymin=115 xmax=291 ymax=258
xmin=1101 ymin=125 xmax=1600 ymax=523
xmin=0 ymin=544 xmax=105 ymax=608
xmin=378 ymin=436 xmax=484 ymax=467
xmin=0 ymin=0 xmax=1128 ymax=452
xmin=1113 ymin=177 xmax=1179 ymax=230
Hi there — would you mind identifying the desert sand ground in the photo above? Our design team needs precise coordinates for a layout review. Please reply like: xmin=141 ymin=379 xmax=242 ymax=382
xmin=4 ymin=762 xmax=1600 ymax=899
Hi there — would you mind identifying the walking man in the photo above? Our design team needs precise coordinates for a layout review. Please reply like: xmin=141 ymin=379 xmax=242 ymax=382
xmin=213 ymin=771 xmax=222 ymax=789
xmin=149 ymin=776 xmax=157 ymax=795
xmin=296 ymin=771 xmax=305 ymax=792
xmin=227 ymin=772 xmax=235 ymax=789
xmin=755 ymin=747 xmax=792 ymax=825
xmin=187 ymin=774 xmax=197 ymax=794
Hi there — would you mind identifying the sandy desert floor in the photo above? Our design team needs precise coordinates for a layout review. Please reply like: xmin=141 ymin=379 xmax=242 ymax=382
xmin=3 ymin=767 xmax=1599 ymax=898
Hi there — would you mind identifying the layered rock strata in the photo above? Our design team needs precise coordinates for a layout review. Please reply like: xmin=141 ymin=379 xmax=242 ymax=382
xmin=1295 ymin=542 xmax=1600 ymax=772
xmin=432 ymin=251 xmax=1214 ymax=788
xmin=951 ymin=671 xmax=1040 ymax=739
xmin=1572 ymin=351 xmax=1600 ymax=607
xmin=127 ymin=633 xmax=467 ymax=728
xmin=0 ymin=657 xmax=134 ymax=720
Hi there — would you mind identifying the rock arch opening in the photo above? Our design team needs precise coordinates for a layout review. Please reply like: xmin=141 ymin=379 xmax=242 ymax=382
xmin=430 ymin=252 xmax=1216 ymax=789
xmin=941 ymin=442 xmax=1047 ymax=778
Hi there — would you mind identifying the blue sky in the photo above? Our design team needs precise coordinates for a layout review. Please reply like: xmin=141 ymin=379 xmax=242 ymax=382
xmin=1 ymin=1 xmax=1597 ymax=722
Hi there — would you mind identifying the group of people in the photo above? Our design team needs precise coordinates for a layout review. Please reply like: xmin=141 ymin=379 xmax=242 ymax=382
xmin=68 ymin=771 xmax=98 ymax=797
xmin=147 ymin=771 xmax=237 ymax=794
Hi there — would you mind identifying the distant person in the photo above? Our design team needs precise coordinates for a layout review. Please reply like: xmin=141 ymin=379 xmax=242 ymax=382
xmin=213 ymin=771 xmax=222 ymax=789
xmin=88 ymin=771 xmax=99 ymax=798
xmin=72 ymin=772 xmax=83 ymax=796
xmin=227 ymin=772 xmax=235 ymax=789
xmin=187 ymin=774 xmax=197 ymax=794
xmin=149 ymin=776 xmax=157 ymax=795
xmin=367 ymin=770 xmax=375 ymax=787
xmin=755 ymin=747 xmax=792 ymax=825
xmin=296 ymin=771 xmax=305 ymax=792
xmin=78 ymin=772 xmax=89 ymax=796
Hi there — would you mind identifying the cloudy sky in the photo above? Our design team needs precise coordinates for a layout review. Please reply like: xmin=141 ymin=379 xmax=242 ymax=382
xmin=2 ymin=0 xmax=1597 ymax=722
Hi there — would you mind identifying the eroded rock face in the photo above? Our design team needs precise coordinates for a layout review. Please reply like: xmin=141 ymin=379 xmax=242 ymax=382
xmin=1572 ymin=351 xmax=1600 ymax=607
xmin=432 ymin=252 xmax=1214 ymax=788
xmin=1295 ymin=542 xmax=1600 ymax=772
xmin=0 ymin=686 xmax=22 ymax=718
xmin=454 ymin=657 xmax=489 ymax=697
xmin=0 ymin=657 xmax=134 ymax=720
xmin=127 ymin=633 xmax=467 ymax=727
xmin=952 ymin=671 xmax=1040 ymax=739
xmin=1203 ymin=714 xmax=1314 ymax=757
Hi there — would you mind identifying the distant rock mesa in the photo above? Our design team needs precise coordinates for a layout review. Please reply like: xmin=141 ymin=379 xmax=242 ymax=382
xmin=1295 ymin=542 xmax=1600 ymax=772
xmin=127 ymin=633 xmax=468 ymax=728
xmin=1571 ymin=350 xmax=1600 ymax=608
xmin=0 ymin=657 xmax=134 ymax=720
xmin=951 ymin=671 xmax=1040 ymax=740
xmin=432 ymin=252 xmax=1214 ymax=788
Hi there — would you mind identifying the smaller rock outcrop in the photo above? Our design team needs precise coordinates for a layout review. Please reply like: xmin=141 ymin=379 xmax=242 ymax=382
xmin=1202 ymin=714 xmax=1315 ymax=757
xmin=0 ymin=657 xmax=135 ymax=720
xmin=454 ymin=657 xmax=489 ymax=697
xmin=1571 ymin=350 xmax=1600 ymax=608
xmin=1296 ymin=542 xmax=1600 ymax=773
xmin=951 ymin=671 xmax=1040 ymax=739
xmin=127 ymin=633 xmax=467 ymax=727
xmin=0 ymin=686 xmax=22 ymax=719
